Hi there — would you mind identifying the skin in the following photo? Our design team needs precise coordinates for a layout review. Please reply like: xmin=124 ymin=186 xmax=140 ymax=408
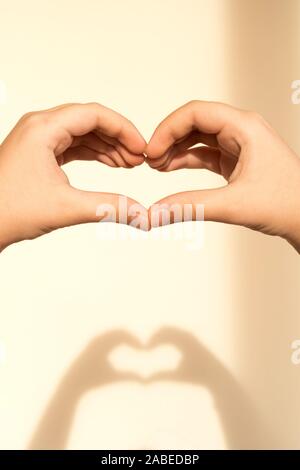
xmin=1 ymin=100 xmax=300 ymax=252
xmin=146 ymin=100 xmax=300 ymax=253
xmin=0 ymin=102 xmax=148 ymax=251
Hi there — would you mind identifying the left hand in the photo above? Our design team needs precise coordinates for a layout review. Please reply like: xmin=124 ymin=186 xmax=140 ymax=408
xmin=0 ymin=102 xmax=148 ymax=251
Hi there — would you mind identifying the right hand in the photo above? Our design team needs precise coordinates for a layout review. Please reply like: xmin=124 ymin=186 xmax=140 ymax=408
xmin=147 ymin=101 xmax=300 ymax=252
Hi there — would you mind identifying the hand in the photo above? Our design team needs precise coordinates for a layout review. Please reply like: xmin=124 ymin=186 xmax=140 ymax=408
xmin=145 ymin=327 xmax=222 ymax=388
xmin=144 ymin=327 xmax=272 ymax=450
xmin=146 ymin=101 xmax=300 ymax=252
xmin=66 ymin=331 xmax=143 ymax=393
xmin=0 ymin=103 xmax=148 ymax=251
xmin=28 ymin=330 xmax=143 ymax=450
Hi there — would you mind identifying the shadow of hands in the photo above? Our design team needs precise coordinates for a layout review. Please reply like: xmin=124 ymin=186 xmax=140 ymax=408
xmin=144 ymin=326 xmax=222 ymax=388
xmin=28 ymin=330 xmax=144 ymax=450
xmin=143 ymin=326 xmax=277 ymax=449
xmin=29 ymin=326 xmax=276 ymax=450
xmin=67 ymin=327 xmax=222 ymax=392
xmin=67 ymin=330 xmax=144 ymax=393
xmin=63 ymin=327 xmax=225 ymax=393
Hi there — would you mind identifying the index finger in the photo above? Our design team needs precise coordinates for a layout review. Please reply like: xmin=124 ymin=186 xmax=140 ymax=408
xmin=48 ymin=102 xmax=146 ymax=155
xmin=147 ymin=326 xmax=192 ymax=348
xmin=146 ymin=100 xmax=243 ymax=159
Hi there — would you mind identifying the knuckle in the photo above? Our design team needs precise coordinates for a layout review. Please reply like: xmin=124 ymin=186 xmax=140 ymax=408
xmin=20 ymin=111 xmax=35 ymax=121
xmin=86 ymin=101 xmax=102 ymax=111
xmin=241 ymin=110 xmax=269 ymax=139
xmin=126 ymin=118 xmax=135 ymax=128
xmin=20 ymin=111 xmax=50 ymax=129
xmin=186 ymin=99 xmax=201 ymax=109
xmin=245 ymin=110 xmax=264 ymax=124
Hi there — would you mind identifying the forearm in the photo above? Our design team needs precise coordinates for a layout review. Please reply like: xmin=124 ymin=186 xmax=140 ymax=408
xmin=27 ymin=372 xmax=82 ymax=450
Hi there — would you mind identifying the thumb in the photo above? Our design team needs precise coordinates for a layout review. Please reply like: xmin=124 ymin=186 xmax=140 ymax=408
xmin=57 ymin=187 xmax=150 ymax=231
xmin=150 ymin=186 xmax=240 ymax=227
xmin=144 ymin=370 xmax=179 ymax=384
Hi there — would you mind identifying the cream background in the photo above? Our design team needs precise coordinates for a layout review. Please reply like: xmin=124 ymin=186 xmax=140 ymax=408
xmin=0 ymin=0 xmax=300 ymax=449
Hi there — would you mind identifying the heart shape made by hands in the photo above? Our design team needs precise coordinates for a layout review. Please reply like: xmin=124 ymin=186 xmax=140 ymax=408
xmin=73 ymin=327 xmax=220 ymax=388
xmin=28 ymin=327 xmax=264 ymax=450
xmin=70 ymin=100 xmax=238 ymax=232
xmin=109 ymin=343 xmax=182 ymax=379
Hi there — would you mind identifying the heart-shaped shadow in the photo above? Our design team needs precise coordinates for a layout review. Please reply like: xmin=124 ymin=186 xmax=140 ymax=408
xmin=108 ymin=343 xmax=182 ymax=379
xmin=28 ymin=327 xmax=278 ymax=450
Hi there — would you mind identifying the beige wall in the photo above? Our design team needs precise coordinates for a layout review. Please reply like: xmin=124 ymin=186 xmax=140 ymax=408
xmin=0 ymin=0 xmax=299 ymax=449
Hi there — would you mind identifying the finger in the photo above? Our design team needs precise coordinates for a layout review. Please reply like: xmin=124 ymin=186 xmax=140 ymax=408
xmin=101 ymin=330 xmax=144 ymax=350
xmin=60 ymin=145 xmax=118 ymax=167
xmin=147 ymin=327 xmax=200 ymax=361
xmin=159 ymin=147 xmax=238 ymax=179
xmin=70 ymin=133 xmax=143 ymax=168
xmin=70 ymin=133 xmax=130 ymax=166
xmin=94 ymin=132 xmax=145 ymax=167
xmin=57 ymin=187 xmax=150 ymax=231
xmin=46 ymin=103 xmax=146 ymax=155
xmin=113 ymin=371 xmax=144 ymax=382
xmin=172 ymin=130 xmax=219 ymax=152
xmin=46 ymin=103 xmax=79 ymax=111
xmin=150 ymin=186 xmax=239 ymax=226
xmin=147 ymin=326 xmax=190 ymax=348
xmin=146 ymin=101 xmax=242 ymax=159
xmin=41 ymin=101 xmax=138 ymax=171
xmin=146 ymin=130 xmax=220 ymax=169
xmin=153 ymin=147 xmax=223 ymax=173
xmin=162 ymin=148 xmax=222 ymax=172
xmin=146 ymin=131 xmax=218 ymax=169
xmin=90 ymin=330 xmax=144 ymax=351
xmin=144 ymin=370 xmax=179 ymax=383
